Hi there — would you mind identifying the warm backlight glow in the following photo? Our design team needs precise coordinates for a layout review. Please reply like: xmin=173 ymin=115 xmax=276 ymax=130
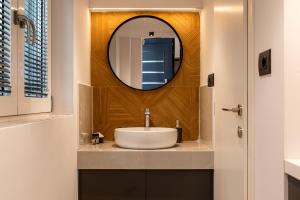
xmin=90 ymin=8 xmax=201 ymax=12
xmin=214 ymin=5 xmax=243 ymax=13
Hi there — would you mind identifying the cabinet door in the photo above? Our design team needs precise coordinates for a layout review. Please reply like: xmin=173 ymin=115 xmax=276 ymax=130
xmin=78 ymin=170 xmax=146 ymax=200
xmin=146 ymin=170 xmax=213 ymax=200
xmin=289 ymin=176 xmax=300 ymax=200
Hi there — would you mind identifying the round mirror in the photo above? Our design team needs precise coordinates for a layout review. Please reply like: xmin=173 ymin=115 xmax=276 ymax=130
xmin=108 ymin=16 xmax=183 ymax=91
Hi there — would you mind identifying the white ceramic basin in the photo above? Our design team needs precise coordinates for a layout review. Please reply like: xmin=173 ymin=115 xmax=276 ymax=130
xmin=114 ymin=127 xmax=177 ymax=150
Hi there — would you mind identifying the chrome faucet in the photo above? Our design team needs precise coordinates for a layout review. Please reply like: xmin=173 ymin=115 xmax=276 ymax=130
xmin=144 ymin=108 xmax=150 ymax=127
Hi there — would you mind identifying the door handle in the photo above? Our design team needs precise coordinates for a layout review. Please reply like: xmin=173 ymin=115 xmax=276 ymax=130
xmin=237 ymin=126 xmax=243 ymax=138
xmin=222 ymin=104 xmax=243 ymax=116
xmin=13 ymin=10 xmax=36 ymax=45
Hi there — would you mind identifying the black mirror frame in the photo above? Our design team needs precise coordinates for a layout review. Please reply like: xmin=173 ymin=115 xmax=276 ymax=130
xmin=107 ymin=15 xmax=183 ymax=91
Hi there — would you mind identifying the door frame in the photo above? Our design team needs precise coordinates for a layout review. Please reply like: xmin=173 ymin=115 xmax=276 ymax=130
xmin=247 ymin=0 xmax=255 ymax=200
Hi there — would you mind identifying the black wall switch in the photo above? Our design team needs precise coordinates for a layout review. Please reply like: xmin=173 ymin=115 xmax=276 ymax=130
xmin=258 ymin=49 xmax=271 ymax=76
xmin=208 ymin=73 xmax=214 ymax=87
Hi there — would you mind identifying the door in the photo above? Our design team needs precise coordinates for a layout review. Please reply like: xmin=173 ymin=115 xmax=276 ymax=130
xmin=214 ymin=0 xmax=248 ymax=200
xmin=142 ymin=38 xmax=174 ymax=90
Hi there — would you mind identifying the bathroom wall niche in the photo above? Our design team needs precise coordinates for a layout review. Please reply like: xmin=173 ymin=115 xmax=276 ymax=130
xmin=107 ymin=15 xmax=183 ymax=91
xmin=91 ymin=12 xmax=200 ymax=141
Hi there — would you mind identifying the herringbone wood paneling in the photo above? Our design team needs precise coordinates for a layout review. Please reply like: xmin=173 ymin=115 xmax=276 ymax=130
xmin=91 ymin=12 xmax=200 ymax=141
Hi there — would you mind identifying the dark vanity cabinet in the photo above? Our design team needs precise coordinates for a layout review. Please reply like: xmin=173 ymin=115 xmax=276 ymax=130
xmin=288 ymin=176 xmax=300 ymax=200
xmin=78 ymin=170 xmax=213 ymax=200
xmin=146 ymin=170 xmax=213 ymax=200
xmin=78 ymin=170 xmax=145 ymax=200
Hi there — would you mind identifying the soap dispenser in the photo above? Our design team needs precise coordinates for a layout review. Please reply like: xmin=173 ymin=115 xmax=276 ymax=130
xmin=176 ymin=120 xmax=183 ymax=143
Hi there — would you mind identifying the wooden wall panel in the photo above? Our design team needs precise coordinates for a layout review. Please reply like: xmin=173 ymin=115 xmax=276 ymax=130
xmin=91 ymin=12 xmax=200 ymax=141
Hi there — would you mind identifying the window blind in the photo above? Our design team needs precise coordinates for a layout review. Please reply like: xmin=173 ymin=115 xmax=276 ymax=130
xmin=24 ymin=0 xmax=48 ymax=98
xmin=0 ymin=0 xmax=11 ymax=96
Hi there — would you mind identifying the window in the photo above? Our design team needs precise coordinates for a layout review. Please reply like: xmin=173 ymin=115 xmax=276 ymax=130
xmin=0 ymin=0 xmax=17 ymax=116
xmin=0 ymin=0 xmax=12 ymax=97
xmin=0 ymin=0 xmax=50 ymax=116
xmin=24 ymin=0 xmax=48 ymax=98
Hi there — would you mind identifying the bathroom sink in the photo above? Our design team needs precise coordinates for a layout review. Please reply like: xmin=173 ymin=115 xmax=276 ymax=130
xmin=114 ymin=127 xmax=177 ymax=150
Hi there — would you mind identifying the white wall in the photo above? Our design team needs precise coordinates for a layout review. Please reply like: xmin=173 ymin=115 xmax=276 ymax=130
xmin=115 ymin=17 xmax=178 ymax=38
xmin=200 ymin=0 xmax=215 ymax=87
xmin=200 ymin=0 xmax=215 ymax=146
xmin=130 ymin=38 xmax=142 ymax=89
xmin=0 ymin=117 xmax=77 ymax=200
xmin=252 ymin=0 xmax=285 ymax=199
xmin=0 ymin=0 xmax=80 ymax=199
xmin=119 ymin=37 xmax=132 ymax=86
xmin=284 ymin=0 xmax=300 ymax=160
xmin=73 ymin=0 xmax=92 ymax=147
xmin=110 ymin=37 xmax=118 ymax=73
xmin=74 ymin=0 xmax=91 ymax=86
xmin=51 ymin=0 xmax=74 ymax=114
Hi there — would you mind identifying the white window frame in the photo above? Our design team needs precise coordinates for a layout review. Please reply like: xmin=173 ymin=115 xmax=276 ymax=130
xmin=0 ymin=0 xmax=18 ymax=117
xmin=17 ymin=0 xmax=51 ymax=114
xmin=0 ymin=0 xmax=51 ymax=116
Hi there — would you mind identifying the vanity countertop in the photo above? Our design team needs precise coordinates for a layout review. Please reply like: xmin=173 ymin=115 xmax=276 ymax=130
xmin=78 ymin=141 xmax=214 ymax=170
xmin=285 ymin=159 xmax=300 ymax=180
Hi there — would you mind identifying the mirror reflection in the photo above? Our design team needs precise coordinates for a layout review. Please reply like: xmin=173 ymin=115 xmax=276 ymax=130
xmin=108 ymin=16 xmax=183 ymax=90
